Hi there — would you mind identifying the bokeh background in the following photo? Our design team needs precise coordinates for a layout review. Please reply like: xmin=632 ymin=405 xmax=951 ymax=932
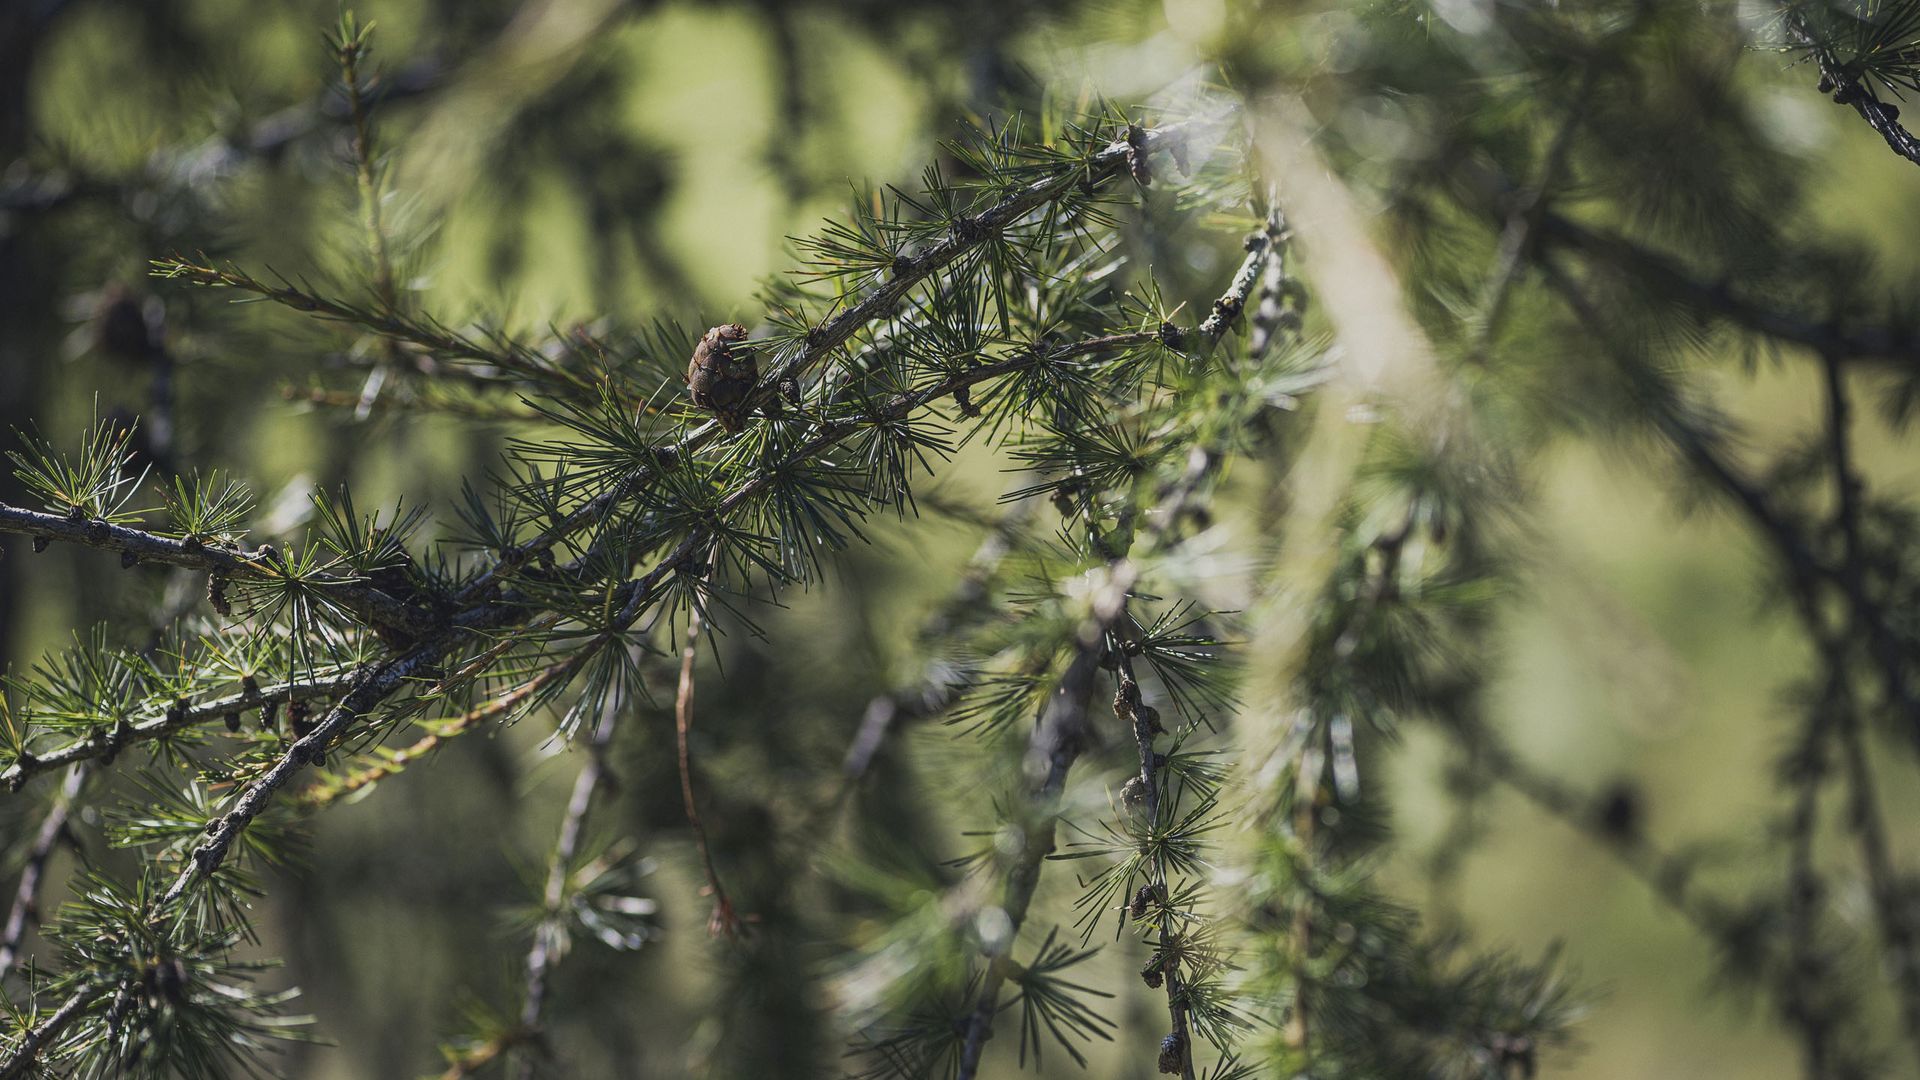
xmin=4 ymin=1 xmax=1920 ymax=1076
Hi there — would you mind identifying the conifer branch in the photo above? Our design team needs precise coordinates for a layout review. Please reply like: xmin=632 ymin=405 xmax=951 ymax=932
xmin=1 ymin=671 xmax=360 ymax=789
xmin=1534 ymin=211 xmax=1920 ymax=372
xmin=150 ymin=258 xmax=599 ymax=398
xmin=1542 ymin=260 xmax=1920 ymax=742
xmin=0 ymin=987 xmax=91 ymax=1079
xmin=0 ymin=312 xmax=1174 ymax=1080
xmin=296 ymin=656 xmax=580 ymax=807
xmin=1472 ymin=734 xmax=1743 ymax=951
xmin=1113 ymin=650 xmax=1197 ymax=1080
xmin=1821 ymin=355 xmax=1920 ymax=1067
xmin=148 ymin=329 xmax=1164 ymax=924
xmin=1785 ymin=6 xmax=1920 ymax=170
xmin=0 ymin=502 xmax=438 ymax=641
xmin=955 ymin=225 xmax=1283 ymax=1078
xmin=454 ymin=119 xmax=1203 ymax=604
xmin=1782 ymin=712 xmax=1838 ymax=1078
xmin=1468 ymin=68 xmax=1592 ymax=361
xmin=954 ymin=629 xmax=1105 ymax=1080
xmin=336 ymin=12 xmax=397 ymax=314
xmin=157 ymin=635 xmax=456 ymax=906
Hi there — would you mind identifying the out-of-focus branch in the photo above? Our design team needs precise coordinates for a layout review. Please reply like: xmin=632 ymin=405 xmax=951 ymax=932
xmin=514 ymin=680 xmax=622 ymax=1080
xmin=0 ymin=60 xmax=441 ymax=231
xmin=1820 ymin=355 xmax=1920 ymax=1067
xmin=0 ymin=766 xmax=84 ymax=978
xmin=1542 ymin=261 xmax=1919 ymax=742
xmin=840 ymin=509 xmax=1027 ymax=782
xmin=1534 ymin=210 xmax=1920 ymax=372
xmin=953 ymin=627 xmax=1105 ymax=1080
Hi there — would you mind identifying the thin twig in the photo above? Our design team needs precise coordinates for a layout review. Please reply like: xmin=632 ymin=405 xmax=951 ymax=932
xmin=840 ymin=507 xmax=1028 ymax=782
xmin=297 ymin=657 xmax=580 ymax=808
xmin=1113 ymin=650 xmax=1198 ymax=1080
xmin=0 ymin=766 xmax=85 ymax=977
xmin=674 ymin=552 xmax=742 ymax=939
xmin=514 ymin=675 xmax=623 ymax=1080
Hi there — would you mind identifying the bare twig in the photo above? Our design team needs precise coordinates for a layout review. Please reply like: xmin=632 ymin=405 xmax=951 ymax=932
xmin=513 ymin=675 xmax=623 ymax=1080
xmin=674 ymin=555 xmax=741 ymax=939
xmin=0 ymin=766 xmax=84 ymax=978
xmin=840 ymin=507 xmax=1028 ymax=782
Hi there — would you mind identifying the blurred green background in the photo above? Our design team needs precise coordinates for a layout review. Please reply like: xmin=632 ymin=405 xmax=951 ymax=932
xmin=5 ymin=1 xmax=1920 ymax=1076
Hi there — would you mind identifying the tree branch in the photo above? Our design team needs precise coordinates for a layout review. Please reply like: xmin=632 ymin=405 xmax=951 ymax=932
xmin=1784 ymin=7 xmax=1920 ymax=170
xmin=1534 ymin=211 xmax=1920 ymax=372
xmin=1820 ymin=354 xmax=1920 ymax=1067
xmin=673 ymin=553 xmax=741 ymax=939
xmin=0 ymin=502 xmax=437 ymax=641
xmin=513 ymin=674 xmax=621 ymax=1080
xmin=0 ymin=766 xmax=84 ymax=977
xmin=1542 ymin=259 xmax=1919 ymax=741
xmin=0 ymin=988 xmax=91 ymax=1080
xmin=2 ymin=671 xmax=360 ymax=790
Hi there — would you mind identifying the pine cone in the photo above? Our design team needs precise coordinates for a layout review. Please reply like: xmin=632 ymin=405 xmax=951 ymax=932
xmin=686 ymin=324 xmax=758 ymax=431
xmin=1157 ymin=1031 xmax=1186 ymax=1074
